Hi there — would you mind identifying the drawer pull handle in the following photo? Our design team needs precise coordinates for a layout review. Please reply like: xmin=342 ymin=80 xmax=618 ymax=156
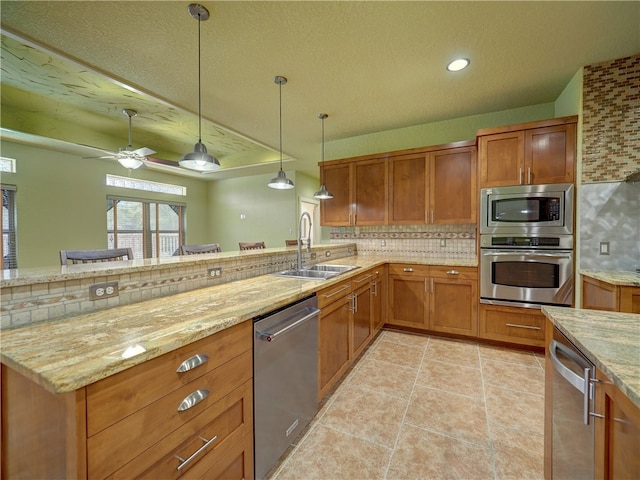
xmin=176 ymin=353 xmax=209 ymax=373
xmin=403 ymin=267 xmax=414 ymax=272
xmin=446 ymin=270 xmax=460 ymax=275
xmin=506 ymin=323 xmax=542 ymax=331
xmin=176 ymin=435 xmax=218 ymax=472
xmin=353 ymin=274 xmax=373 ymax=283
xmin=177 ymin=389 xmax=209 ymax=412
xmin=323 ymin=285 xmax=350 ymax=299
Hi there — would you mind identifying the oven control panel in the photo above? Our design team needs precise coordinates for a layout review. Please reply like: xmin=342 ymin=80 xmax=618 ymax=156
xmin=480 ymin=235 xmax=573 ymax=250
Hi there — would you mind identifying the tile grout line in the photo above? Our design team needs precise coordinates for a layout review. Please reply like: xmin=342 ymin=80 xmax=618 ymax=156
xmin=479 ymin=344 xmax=500 ymax=480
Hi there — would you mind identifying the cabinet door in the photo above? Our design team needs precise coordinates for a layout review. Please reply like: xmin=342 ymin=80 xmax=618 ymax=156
xmin=430 ymin=147 xmax=477 ymax=224
xmin=351 ymin=279 xmax=372 ymax=359
xmin=372 ymin=268 xmax=387 ymax=333
xmin=479 ymin=131 xmax=524 ymax=187
xmin=318 ymin=294 xmax=351 ymax=400
xmin=595 ymin=369 xmax=640 ymax=479
xmin=429 ymin=267 xmax=478 ymax=336
xmin=387 ymin=272 xmax=428 ymax=330
xmin=582 ymin=276 xmax=618 ymax=311
xmin=619 ymin=286 xmax=640 ymax=313
xmin=525 ymin=123 xmax=575 ymax=184
xmin=389 ymin=153 xmax=428 ymax=224
xmin=320 ymin=163 xmax=352 ymax=226
xmin=353 ymin=159 xmax=388 ymax=225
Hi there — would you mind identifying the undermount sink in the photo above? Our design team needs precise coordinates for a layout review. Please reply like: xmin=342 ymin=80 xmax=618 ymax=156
xmin=273 ymin=264 xmax=359 ymax=280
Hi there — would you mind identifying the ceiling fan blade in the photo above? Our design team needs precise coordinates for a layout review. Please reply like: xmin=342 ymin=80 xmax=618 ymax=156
xmin=83 ymin=154 xmax=117 ymax=160
xmin=132 ymin=147 xmax=156 ymax=157
xmin=144 ymin=156 xmax=180 ymax=167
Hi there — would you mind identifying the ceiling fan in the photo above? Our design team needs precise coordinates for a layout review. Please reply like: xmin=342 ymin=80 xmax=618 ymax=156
xmin=85 ymin=108 xmax=157 ymax=169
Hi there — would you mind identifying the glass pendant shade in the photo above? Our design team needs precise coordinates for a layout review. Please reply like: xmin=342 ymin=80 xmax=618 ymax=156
xmin=118 ymin=157 xmax=144 ymax=169
xmin=313 ymin=113 xmax=333 ymax=199
xmin=179 ymin=141 xmax=221 ymax=171
xmin=268 ymin=169 xmax=295 ymax=189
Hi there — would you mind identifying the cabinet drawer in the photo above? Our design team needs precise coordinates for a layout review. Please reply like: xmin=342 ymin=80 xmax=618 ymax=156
xmin=109 ymin=380 xmax=253 ymax=479
xmin=87 ymin=321 xmax=251 ymax=436
xmin=429 ymin=265 xmax=477 ymax=280
xmin=88 ymin=350 xmax=252 ymax=479
xmin=388 ymin=264 xmax=429 ymax=277
xmin=317 ymin=279 xmax=352 ymax=308
xmin=479 ymin=305 xmax=545 ymax=347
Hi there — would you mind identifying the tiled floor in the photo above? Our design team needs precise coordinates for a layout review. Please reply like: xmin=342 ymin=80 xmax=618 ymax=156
xmin=271 ymin=329 xmax=545 ymax=480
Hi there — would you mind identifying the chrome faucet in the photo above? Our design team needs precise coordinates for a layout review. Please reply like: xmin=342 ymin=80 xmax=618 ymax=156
xmin=297 ymin=212 xmax=312 ymax=269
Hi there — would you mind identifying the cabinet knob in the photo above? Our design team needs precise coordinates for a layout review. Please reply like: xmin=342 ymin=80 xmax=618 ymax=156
xmin=176 ymin=353 xmax=209 ymax=373
xmin=403 ymin=267 xmax=414 ymax=272
xmin=446 ymin=270 xmax=460 ymax=275
xmin=177 ymin=389 xmax=209 ymax=412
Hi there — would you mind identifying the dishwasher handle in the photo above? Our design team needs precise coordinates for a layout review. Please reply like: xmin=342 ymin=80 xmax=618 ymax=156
xmin=256 ymin=307 xmax=320 ymax=342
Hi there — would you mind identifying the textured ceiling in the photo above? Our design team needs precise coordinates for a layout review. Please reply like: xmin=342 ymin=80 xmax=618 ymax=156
xmin=1 ymin=1 xmax=639 ymax=180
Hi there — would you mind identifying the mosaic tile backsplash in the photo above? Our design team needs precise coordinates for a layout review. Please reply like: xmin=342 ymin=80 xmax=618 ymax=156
xmin=582 ymin=54 xmax=640 ymax=183
xmin=330 ymin=224 xmax=477 ymax=258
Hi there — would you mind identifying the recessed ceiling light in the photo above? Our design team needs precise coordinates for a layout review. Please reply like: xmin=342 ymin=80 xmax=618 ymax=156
xmin=447 ymin=58 xmax=470 ymax=72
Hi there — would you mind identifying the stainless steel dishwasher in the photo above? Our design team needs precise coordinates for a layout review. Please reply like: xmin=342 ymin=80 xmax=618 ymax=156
xmin=253 ymin=295 xmax=320 ymax=480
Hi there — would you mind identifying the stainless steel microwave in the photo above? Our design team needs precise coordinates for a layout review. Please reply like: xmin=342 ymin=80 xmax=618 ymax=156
xmin=480 ymin=183 xmax=574 ymax=235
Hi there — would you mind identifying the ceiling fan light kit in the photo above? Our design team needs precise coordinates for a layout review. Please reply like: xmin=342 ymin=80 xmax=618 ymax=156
xmin=268 ymin=75 xmax=294 ymax=190
xmin=313 ymin=113 xmax=333 ymax=200
xmin=179 ymin=3 xmax=221 ymax=173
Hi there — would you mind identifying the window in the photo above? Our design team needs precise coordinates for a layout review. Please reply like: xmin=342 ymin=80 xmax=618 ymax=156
xmin=107 ymin=197 xmax=185 ymax=259
xmin=1 ymin=185 xmax=17 ymax=269
xmin=106 ymin=174 xmax=186 ymax=196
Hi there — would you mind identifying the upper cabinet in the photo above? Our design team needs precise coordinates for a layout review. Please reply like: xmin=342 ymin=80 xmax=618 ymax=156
xmin=320 ymin=158 xmax=388 ymax=226
xmin=321 ymin=141 xmax=476 ymax=227
xmin=478 ymin=116 xmax=577 ymax=188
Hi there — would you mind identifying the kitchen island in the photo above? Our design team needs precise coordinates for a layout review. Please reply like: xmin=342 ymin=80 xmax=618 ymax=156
xmin=542 ymin=306 xmax=640 ymax=479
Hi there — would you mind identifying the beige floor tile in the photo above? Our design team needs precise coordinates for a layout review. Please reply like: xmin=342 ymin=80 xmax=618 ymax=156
xmin=319 ymin=383 xmax=408 ymax=448
xmin=366 ymin=338 xmax=425 ymax=369
xmin=479 ymin=344 xmax=542 ymax=369
xmin=381 ymin=329 xmax=431 ymax=347
xmin=424 ymin=336 xmax=480 ymax=368
xmin=416 ymin=359 xmax=483 ymax=398
xmin=346 ymin=356 xmax=419 ymax=399
xmin=485 ymin=384 xmax=545 ymax=436
xmin=405 ymin=384 xmax=490 ymax=447
xmin=491 ymin=424 xmax=544 ymax=479
xmin=273 ymin=424 xmax=391 ymax=480
xmin=386 ymin=423 xmax=496 ymax=480
xmin=481 ymin=358 xmax=545 ymax=394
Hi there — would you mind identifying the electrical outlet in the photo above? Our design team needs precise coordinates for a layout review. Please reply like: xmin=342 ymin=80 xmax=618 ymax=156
xmin=440 ymin=239 xmax=446 ymax=247
xmin=599 ymin=242 xmax=610 ymax=255
xmin=381 ymin=239 xmax=386 ymax=247
xmin=89 ymin=282 xmax=119 ymax=300
xmin=325 ymin=251 xmax=331 ymax=257
xmin=208 ymin=267 xmax=223 ymax=278
xmin=311 ymin=252 xmax=317 ymax=260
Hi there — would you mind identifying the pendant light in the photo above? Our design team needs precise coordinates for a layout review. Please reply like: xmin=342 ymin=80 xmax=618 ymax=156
xmin=179 ymin=3 xmax=221 ymax=172
xmin=313 ymin=113 xmax=333 ymax=199
xmin=267 ymin=75 xmax=294 ymax=189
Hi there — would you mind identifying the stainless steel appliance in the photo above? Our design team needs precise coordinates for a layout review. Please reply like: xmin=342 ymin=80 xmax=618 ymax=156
xmin=253 ymin=295 xmax=320 ymax=480
xmin=480 ymin=183 xmax=574 ymax=235
xmin=480 ymin=235 xmax=573 ymax=308
xmin=548 ymin=327 xmax=595 ymax=479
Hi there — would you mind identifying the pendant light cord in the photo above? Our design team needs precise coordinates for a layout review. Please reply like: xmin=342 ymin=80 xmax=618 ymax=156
xmin=321 ymin=115 xmax=325 ymax=164
xmin=279 ymin=80 xmax=283 ymax=170
xmin=197 ymin=11 xmax=202 ymax=144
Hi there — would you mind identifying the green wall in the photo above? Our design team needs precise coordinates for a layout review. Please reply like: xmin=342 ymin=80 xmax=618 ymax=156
xmin=554 ymin=68 xmax=583 ymax=117
xmin=1 ymin=140 xmax=210 ymax=268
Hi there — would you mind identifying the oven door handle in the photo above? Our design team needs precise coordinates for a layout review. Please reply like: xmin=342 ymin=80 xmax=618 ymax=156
xmin=482 ymin=251 xmax=572 ymax=258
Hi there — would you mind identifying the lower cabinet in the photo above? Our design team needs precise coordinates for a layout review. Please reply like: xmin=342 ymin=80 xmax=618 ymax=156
xmin=594 ymin=369 xmax=640 ymax=479
xmin=317 ymin=267 xmax=384 ymax=400
xmin=371 ymin=266 xmax=387 ymax=333
xmin=479 ymin=303 xmax=545 ymax=348
xmin=387 ymin=264 xmax=478 ymax=336
xmin=582 ymin=274 xmax=640 ymax=314
xmin=1 ymin=320 xmax=254 ymax=480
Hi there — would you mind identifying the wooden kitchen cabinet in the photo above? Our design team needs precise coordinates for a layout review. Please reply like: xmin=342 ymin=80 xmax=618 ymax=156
xmin=371 ymin=266 xmax=387 ymax=333
xmin=429 ymin=266 xmax=478 ymax=336
xmin=317 ymin=267 xmax=380 ymax=400
xmin=478 ymin=116 xmax=577 ymax=188
xmin=387 ymin=264 xmax=478 ymax=337
xmin=1 ymin=320 xmax=254 ymax=480
xmin=388 ymin=143 xmax=477 ymax=225
xmin=479 ymin=303 xmax=546 ymax=347
xmin=320 ymin=159 xmax=387 ymax=226
xmin=594 ymin=368 xmax=640 ymax=479
xmin=582 ymin=274 xmax=640 ymax=314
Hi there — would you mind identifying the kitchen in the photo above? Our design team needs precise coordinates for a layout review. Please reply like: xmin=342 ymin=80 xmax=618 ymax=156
xmin=1 ymin=2 xmax=639 ymax=479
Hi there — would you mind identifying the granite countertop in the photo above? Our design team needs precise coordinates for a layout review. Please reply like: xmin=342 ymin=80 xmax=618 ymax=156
xmin=542 ymin=306 xmax=640 ymax=408
xmin=0 ymin=255 xmax=476 ymax=394
xmin=581 ymin=270 xmax=640 ymax=286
